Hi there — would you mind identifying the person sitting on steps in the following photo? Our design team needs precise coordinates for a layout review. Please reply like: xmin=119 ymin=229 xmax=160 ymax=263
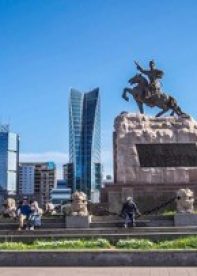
xmin=121 ymin=197 xmax=141 ymax=228
xmin=17 ymin=197 xmax=31 ymax=231
xmin=27 ymin=201 xmax=43 ymax=230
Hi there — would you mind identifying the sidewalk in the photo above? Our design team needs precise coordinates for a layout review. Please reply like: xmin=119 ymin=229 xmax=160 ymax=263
xmin=0 ymin=267 xmax=196 ymax=276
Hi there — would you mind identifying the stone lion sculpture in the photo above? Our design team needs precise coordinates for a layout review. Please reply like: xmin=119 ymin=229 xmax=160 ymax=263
xmin=45 ymin=202 xmax=57 ymax=215
xmin=176 ymin=188 xmax=194 ymax=213
xmin=1 ymin=198 xmax=16 ymax=218
xmin=71 ymin=191 xmax=88 ymax=216
xmin=62 ymin=191 xmax=88 ymax=216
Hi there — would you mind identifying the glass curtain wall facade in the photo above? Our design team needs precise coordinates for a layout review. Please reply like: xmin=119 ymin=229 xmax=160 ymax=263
xmin=69 ymin=88 xmax=101 ymax=202
xmin=0 ymin=127 xmax=19 ymax=203
xmin=69 ymin=89 xmax=83 ymax=192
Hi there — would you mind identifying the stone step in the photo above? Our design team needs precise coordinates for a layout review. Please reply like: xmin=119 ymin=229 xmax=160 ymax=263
xmin=0 ymin=215 xmax=174 ymax=229
xmin=91 ymin=215 xmax=174 ymax=222
xmin=0 ymin=231 xmax=196 ymax=243
xmin=91 ymin=219 xmax=174 ymax=227
xmin=0 ymin=222 xmax=65 ymax=230
xmin=90 ymin=221 xmax=150 ymax=228
xmin=0 ymin=220 xmax=168 ymax=230
xmin=0 ymin=226 xmax=196 ymax=235
xmin=0 ymin=215 xmax=178 ymax=230
xmin=0 ymin=217 xmax=65 ymax=224
xmin=92 ymin=215 xmax=174 ymax=227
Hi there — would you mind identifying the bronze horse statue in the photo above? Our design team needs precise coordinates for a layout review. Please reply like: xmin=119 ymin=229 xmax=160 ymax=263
xmin=122 ymin=74 xmax=186 ymax=117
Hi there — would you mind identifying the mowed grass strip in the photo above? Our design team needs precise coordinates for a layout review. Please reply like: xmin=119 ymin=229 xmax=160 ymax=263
xmin=0 ymin=239 xmax=111 ymax=250
xmin=0 ymin=237 xmax=197 ymax=250
xmin=116 ymin=236 xmax=197 ymax=250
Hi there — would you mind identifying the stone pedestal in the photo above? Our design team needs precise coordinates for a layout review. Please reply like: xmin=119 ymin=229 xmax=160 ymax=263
xmin=108 ymin=188 xmax=133 ymax=214
xmin=109 ymin=112 xmax=197 ymax=213
xmin=174 ymin=213 xmax=197 ymax=226
xmin=65 ymin=215 xmax=91 ymax=228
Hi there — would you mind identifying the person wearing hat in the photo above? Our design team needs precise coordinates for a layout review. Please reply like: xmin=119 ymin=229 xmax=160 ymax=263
xmin=121 ymin=197 xmax=141 ymax=228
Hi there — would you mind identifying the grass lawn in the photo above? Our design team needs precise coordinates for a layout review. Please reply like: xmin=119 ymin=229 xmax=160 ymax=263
xmin=0 ymin=237 xmax=197 ymax=250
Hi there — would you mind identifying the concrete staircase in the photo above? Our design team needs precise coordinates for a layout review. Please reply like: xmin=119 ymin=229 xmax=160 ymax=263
xmin=0 ymin=215 xmax=196 ymax=242
xmin=0 ymin=217 xmax=65 ymax=230
xmin=0 ymin=227 xmax=197 ymax=243
xmin=91 ymin=215 xmax=174 ymax=227
xmin=0 ymin=214 xmax=173 ymax=230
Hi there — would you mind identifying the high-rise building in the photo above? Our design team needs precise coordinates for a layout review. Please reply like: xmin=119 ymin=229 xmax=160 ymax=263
xmin=19 ymin=164 xmax=35 ymax=196
xmin=66 ymin=88 xmax=102 ymax=202
xmin=19 ymin=162 xmax=56 ymax=207
xmin=0 ymin=125 xmax=19 ymax=204
xmin=63 ymin=163 xmax=74 ymax=189
xmin=50 ymin=179 xmax=71 ymax=205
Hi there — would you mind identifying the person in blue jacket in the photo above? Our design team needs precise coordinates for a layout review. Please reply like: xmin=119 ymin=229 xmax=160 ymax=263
xmin=17 ymin=197 xmax=31 ymax=230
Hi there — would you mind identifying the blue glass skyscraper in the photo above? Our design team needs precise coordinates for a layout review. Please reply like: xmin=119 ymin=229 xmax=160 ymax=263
xmin=0 ymin=125 xmax=19 ymax=203
xmin=68 ymin=88 xmax=101 ymax=202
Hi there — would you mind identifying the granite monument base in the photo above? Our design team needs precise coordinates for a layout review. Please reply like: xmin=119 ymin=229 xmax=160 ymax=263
xmin=65 ymin=215 xmax=91 ymax=228
xmin=174 ymin=213 xmax=197 ymax=226
xmin=103 ymin=113 xmax=197 ymax=214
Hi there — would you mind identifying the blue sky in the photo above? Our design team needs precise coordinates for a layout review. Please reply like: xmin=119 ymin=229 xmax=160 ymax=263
xmin=1 ymin=0 xmax=197 ymax=177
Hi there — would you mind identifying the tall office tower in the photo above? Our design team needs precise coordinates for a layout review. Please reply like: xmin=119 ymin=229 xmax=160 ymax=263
xmin=67 ymin=88 xmax=102 ymax=202
xmin=19 ymin=162 xmax=56 ymax=207
xmin=0 ymin=125 xmax=19 ymax=204
xmin=19 ymin=164 xmax=35 ymax=197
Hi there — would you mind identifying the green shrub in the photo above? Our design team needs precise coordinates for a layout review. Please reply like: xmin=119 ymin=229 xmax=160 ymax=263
xmin=116 ymin=239 xmax=154 ymax=249
xmin=33 ymin=239 xmax=84 ymax=249
xmin=33 ymin=239 xmax=110 ymax=249
xmin=83 ymin=239 xmax=111 ymax=249
xmin=157 ymin=236 xmax=197 ymax=249
xmin=162 ymin=210 xmax=175 ymax=216
xmin=0 ymin=242 xmax=28 ymax=250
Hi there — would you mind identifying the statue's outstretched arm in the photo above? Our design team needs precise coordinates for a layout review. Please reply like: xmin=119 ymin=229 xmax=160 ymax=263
xmin=134 ymin=61 xmax=148 ymax=75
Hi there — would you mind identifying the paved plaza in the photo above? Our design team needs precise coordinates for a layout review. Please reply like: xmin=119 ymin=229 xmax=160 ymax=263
xmin=0 ymin=267 xmax=197 ymax=276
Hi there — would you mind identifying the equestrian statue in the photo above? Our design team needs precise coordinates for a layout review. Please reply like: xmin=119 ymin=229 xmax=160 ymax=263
xmin=122 ymin=60 xmax=187 ymax=117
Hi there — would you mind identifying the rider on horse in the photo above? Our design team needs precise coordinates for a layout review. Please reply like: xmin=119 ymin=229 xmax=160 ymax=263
xmin=122 ymin=60 xmax=186 ymax=117
xmin=135 ymin=60 xmax=164 ymax=99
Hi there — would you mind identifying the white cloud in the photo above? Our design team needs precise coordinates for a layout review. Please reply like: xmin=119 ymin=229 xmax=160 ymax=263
xmin=20 ymin=151 xmax=68 ymax=164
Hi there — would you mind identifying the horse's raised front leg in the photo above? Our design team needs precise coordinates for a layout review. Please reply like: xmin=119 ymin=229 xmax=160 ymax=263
xmin=136 ymin=101 xmax=144 ymax=114
xmin=122 ymin=88 xmax=129 ymax=102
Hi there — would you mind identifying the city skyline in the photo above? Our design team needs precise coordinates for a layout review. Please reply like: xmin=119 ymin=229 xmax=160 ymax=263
xmin=1 ymin=1 xmax=197 ymax=177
